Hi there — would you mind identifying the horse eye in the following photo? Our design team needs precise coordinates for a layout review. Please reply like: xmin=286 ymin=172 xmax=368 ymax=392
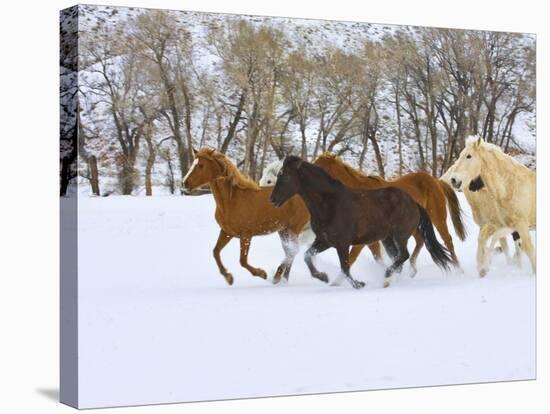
xmin=466 ymin=154 xmax=472 ymax=159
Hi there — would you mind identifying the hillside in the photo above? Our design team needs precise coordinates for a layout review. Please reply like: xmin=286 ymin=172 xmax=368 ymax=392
xmin=66 ymin=4 xmax=536 ymax=196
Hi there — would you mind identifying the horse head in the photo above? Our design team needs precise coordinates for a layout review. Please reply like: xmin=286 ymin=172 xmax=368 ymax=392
xmin=313 ymin=152 xmax=337 ymax=175
xmin=270 ymin=156 xmax=303 ymax=207
xmin=445 ymin=136 xmax=485 ymax=193
xmin=182 ymin=148 xmax=223 ymax=191
xmin=259 ymin=159 xmax=283 ymax=186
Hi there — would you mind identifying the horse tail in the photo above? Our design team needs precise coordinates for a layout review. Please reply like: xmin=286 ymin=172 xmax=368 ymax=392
xmin=439 ymin=180 xmax=467 ymax=241
xmin=417 ymin=204 xmax=453 ymax=272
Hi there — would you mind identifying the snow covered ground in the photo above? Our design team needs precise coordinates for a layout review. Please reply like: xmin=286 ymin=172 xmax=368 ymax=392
xmin=76 ymin=192 xmax=535 ymax=408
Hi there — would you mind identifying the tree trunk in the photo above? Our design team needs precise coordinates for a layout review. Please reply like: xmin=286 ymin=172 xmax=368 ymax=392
xmin=369 ymin=132 xmax=385 ymax=178
xmin=166 ymin=156 xmax=175 ymax=195
xmin=358 ymin=131 xmax=368 ymax=171
xmin=119 ymin=155 xmax=137 ymax=195
xmin=144 ymin=132 xmax=156 ymax=197
xmin=395 ymin=85 xmax=403 ymax=176
xmin=88 ymin=155 xmax=100 ymax=196
xmin=76 ymin=102 xmax=100 ymax=196
xmin=221 ymin=89 xmax=247 ymax=153
xmin=158 ymin=60 xmax=188 ymax=181
xmin=312 ymin=112 xmax=324 ymax=159
xmin=180 ymin=79 xmax=194 ymax=157
xmin=429 ymin=118 xmax=438 ymax=176
xmin=244 ymin=101 xmax=260 ymax=178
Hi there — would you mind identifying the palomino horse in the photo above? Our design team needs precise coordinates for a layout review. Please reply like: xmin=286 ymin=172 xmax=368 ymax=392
xmin=183 ymin=148 xmax=309 ymax=285
xmin=442 ymin=136 xmax=536 ymax=277
xmin=271 ymin=156 xmax=453 ymax=289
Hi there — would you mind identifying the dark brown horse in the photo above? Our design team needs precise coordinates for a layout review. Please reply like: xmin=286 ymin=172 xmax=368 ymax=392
xmin=183 ymin=148 xmax=309 ymax=285
xmin=271 ymin=156 xmax=453 ymax=289
xmin=314 ymin=153 xmax=466 ymax=272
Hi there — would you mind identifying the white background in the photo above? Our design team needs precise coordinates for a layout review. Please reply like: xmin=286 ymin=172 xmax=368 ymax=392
xmin=0 ymin=0 xmax=547 ymax=412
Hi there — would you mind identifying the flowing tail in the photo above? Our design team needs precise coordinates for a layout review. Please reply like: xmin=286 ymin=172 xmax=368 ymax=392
xmin=439 ymin=180 xmax=467 ymax=241
xmin=417 ymin=204 xmax=453 ymax=271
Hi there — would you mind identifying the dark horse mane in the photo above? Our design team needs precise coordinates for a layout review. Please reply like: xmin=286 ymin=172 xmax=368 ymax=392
xmin=291 ymin=156 xmax=346 ymax=193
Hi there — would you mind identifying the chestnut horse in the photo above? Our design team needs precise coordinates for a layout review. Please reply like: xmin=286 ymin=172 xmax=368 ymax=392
xmin=182 ymin=148 xmax=309 ymax=285
xmin=271 ymin=156 xmax=453 ymax=288
xmin=313 ymin=153 xmax=466 ymax=272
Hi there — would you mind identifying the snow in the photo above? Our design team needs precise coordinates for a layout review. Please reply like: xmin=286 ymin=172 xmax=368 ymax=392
xmin=76 ymin=192 xmax=535 ymax=408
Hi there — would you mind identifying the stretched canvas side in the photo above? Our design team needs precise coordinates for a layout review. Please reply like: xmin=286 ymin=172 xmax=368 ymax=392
xmin=60 ymin=5 xmax=79 ymax=408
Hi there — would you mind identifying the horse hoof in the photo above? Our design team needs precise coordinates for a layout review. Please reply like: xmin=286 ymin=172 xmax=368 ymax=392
xmin=409 ymin=269 xmax=417 ymax=278
xmin=479 ymin=268 xmax=488 ymax=278
xmin=354 ymin=281 xmax=366 ymax=289
xmin=224 ymin=274 xmax=234 ymax=285
xmin=314 ymin=272 xmax=329 ymax=283
xmin=254 ymin=269 xmax=268 ymax=279
xmin=272 ymin=276 xmax=281 ymax=285
xmin=383 ymin=280 xmax=391 ymax=288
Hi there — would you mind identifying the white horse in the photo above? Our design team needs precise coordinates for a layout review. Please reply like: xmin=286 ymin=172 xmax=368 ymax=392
xmin=260 ymin=159 xmax=284 ymax=186
xmin=442 ymin=136 xmax=536 ymax=277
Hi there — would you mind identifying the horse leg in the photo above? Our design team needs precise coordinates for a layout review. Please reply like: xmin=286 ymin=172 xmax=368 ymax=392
xmin=381 ymin=236 xmax=403 ymax=277
xmin=517 ymin=223 xmax=535 ymax=274
xmin=239 ymin=236 xmax=267 ymax=279
xmin=381 ymin=237 xmax=398 ymax=259
xmin=477 ymin=225 xmax=495 ymax=277
xmin=367 ymin=242 xmax=383 ymax=263
xmin=408 ymin=230 xmax=424 ymax=278
xmin=497 ymin=237 xmax=511 ymax=264
xmin=349 ymin=244 xmax=365 ymax=267
xmin=213 ymin=229 xmax=234 ymax=285
xmin=487 ymin=235 xmax=512 ymax=266
xmin=336 ymin=245 xmax=365 ymax=289
xmin=383 ymin=237 xmax=410 ymax=288
xmin=273 ymin=230 xmax=299 ymax=284
xmin=510 ymin=231 xmax=523 ymax=268
xmin=304 ymin=238 xmax=330 ymax=284
xmin=331 ymin=242 xmax=355 ymax=286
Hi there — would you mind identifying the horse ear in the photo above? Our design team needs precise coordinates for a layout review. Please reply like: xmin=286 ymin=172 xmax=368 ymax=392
xmin=475 ymin=136 xmax=483 ymax=148
xmin=192 ymin=147 xmax=198 ymax=157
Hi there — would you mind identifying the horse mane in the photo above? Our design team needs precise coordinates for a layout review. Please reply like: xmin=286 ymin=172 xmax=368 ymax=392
xmin=265 ymin=159 xmax=283 ymax=176
xmin=197 ymin=148 xmax=260 ymax=191
xmin=467 ymin=136 xmax=532 ymax=173
xmin=295 ymin=157 xmax=346 ymax=192
xmin=317 ymin=152 xmax=385 ymax=183
xmin=268 ymin=159 xmax=283 ymax=169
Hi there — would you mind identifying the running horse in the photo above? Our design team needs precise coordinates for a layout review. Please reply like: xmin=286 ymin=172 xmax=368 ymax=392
xmin=271 ymin=156 xmax=453 ymax=288
xmin=442 ymin=135 xmax=536 ymax=277
xmin=182 ymin=148 xmax=309 ymax=285
xmin=313 ymin=153 xmax=466 ymax=274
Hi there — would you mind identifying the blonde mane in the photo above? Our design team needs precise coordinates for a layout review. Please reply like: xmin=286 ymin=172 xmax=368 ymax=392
xmin=318 ymin=152 xmax=385 ymax=183
xmin=197 ymin=148 xmax=260 ymax=191
xmin=466 ymin=135 xmax=531 ymax=174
